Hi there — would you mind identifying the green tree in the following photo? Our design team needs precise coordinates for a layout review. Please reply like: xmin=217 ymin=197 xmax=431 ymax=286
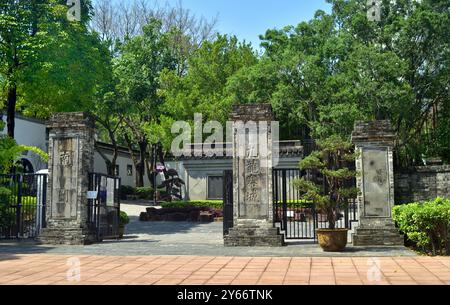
xmin=161 ymin=34 xmax=258 ymax=124
xmin=227 ymin=0 xmax=449 ymax=165
xmin=1 ymin=0 xmax=109 ymax=136
xmin=293 ymin=135 xmax=358 ymax=229
xmin=0 ymin=121 xmax=47 ymax=174
xmin=114 ymin=19 xmax=176 ymax=187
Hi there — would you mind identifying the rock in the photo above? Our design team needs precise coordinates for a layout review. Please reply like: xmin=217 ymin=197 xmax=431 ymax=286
xmin=199 ymin=211 xmax=214 ymax=222
xmin=188 ymin=210 xmax=200 ymax=221
xmin=139 ymin=212 xmax=149 ymax=221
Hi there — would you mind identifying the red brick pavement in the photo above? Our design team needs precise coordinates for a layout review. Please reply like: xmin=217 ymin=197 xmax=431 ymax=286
xmin=0 ymin=255 xmax=449 ymax=285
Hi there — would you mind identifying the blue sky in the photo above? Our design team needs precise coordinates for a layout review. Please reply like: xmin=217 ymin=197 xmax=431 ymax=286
xmin=165 ymin=0 xmax=332 ymax=48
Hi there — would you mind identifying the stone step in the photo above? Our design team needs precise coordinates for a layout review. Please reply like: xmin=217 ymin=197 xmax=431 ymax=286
xmin=225 ymin=224 xmax=285 ymax=247
xmin=38 ymin=228 xmax=95 ymax=245
xmin=355 ymin=229 xmax=402 ymax=235
xmin=352 ymin=234 xmax=404 ymax=246
xmin=224 ymin=235 xmax=285 ymax=247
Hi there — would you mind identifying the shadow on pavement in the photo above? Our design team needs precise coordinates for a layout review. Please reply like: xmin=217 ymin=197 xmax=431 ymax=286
xmin=126 ymin=216 xmax=219 ymax=236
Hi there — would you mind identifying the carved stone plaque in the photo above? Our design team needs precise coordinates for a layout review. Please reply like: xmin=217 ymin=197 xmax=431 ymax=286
xmin=51 ymin=138 xmax=78 ymax=219
xmin=362 ymin=148 xmax=390 ymax=217
xmin=60 ymin=152 xmax=72 ymax=166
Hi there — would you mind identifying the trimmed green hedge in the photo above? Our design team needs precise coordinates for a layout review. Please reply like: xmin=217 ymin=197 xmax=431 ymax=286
xmin=393 ymin=197 xmax=450 ymax=256
xmin=135 ymin=187 xmax=153 ymax=200
xmin=160 ymin=200 xmax=223 ymax=209
xmin=159 ymin=200 xmax=313 ymax=210
xmin=275 ymin=200 xmax=313 ymax=208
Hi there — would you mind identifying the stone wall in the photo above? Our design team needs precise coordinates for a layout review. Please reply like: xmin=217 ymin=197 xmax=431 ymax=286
xmin=394 ymin=165 xmax=450 ymax=204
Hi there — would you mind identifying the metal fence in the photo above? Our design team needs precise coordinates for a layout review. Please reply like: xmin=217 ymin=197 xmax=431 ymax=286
xmin=223 ymin=170 xmax=233 ymax=235
xmin=0 ymin=174 xmax=47 ymax=239
xmin=87 ymin=173 xmax=121 ymax=241
xmin=273 ymin=168 xmax=358 ymax=241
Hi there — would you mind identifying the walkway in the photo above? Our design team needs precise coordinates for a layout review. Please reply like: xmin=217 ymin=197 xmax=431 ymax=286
xmin=0 ymin=255 xmax=449 ymax=285
xmin=0 ymin=202 xmax=416 ymax=257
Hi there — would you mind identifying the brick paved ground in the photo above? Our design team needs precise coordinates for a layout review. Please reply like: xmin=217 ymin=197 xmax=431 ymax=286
xmin=0 ymin=254 xmax=449 ymax=285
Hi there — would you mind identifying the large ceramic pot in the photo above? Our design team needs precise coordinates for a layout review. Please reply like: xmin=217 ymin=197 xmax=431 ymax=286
xmin=317 ymin=229 xmax=349 ymax=252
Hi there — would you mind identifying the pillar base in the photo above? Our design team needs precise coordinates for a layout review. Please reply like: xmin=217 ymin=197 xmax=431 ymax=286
xmin=224 ymin=219 xmax=285 ymax=247
xmin=352 ymin=222 xmax=404 ymax=246
xmin=38 ymin=222 xmax=96 ymax=245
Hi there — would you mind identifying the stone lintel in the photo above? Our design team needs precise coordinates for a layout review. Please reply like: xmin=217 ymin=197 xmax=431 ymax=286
xmin=229 ymin=104 xmax=274 ymax=122
xmin=47 ymin=112 xmax=95 ymax=130
xmin=351 ymin=120 xmax=395 ymax=146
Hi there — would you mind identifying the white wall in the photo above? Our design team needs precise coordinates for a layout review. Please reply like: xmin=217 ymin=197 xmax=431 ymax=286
xmin=93 ymin=150 xmax=187 ymax=192
xmin=1 ymin=116 xmax=48 ymax=172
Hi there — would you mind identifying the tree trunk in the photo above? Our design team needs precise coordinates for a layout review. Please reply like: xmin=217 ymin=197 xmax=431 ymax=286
xmin=124 ymin=134 xmax=144 ymax=187
xmin=136 ymin=140 xmax=148 ymax=187
xmin=6 ymin=84 xmax=17 ymax=138
xmin=95 ymin=143 xmax=114 ymax=175
xmin=108 ymin=129 xmax=119 ymax=176
xmin=328 ymin=209 xmax=336 ymax=230
xmin=146 ymin=148 xmax=154 ymax=186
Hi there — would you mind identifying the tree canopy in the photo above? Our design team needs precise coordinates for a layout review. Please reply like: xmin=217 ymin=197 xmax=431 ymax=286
xmin=1 ymin=0 xmax=448 ymax=183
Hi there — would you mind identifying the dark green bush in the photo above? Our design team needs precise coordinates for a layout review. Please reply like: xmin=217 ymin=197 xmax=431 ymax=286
xmin=393 ymin=197 xmax=450 ymax=256
xmin=135 ymin=187 xmax=153 ymax=200
xmin=0 ymin=187 xmax=15 ymax=228
xmin=120 ymin=185 xmax=135 ymax=196
xmin=160 ymin=200 xmax=223 ymax=209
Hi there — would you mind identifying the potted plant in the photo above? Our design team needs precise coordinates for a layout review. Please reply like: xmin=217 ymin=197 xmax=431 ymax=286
xmin=119 ymin=211 xmax=130 ymax=238
xmin=294 ymin=136 xmax=358 ymax=252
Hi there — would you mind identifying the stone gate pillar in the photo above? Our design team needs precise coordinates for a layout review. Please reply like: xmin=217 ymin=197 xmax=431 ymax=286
xmin=39 ymin=112 xmax=96 ymax=245
xmin=351 ymin=120 xmax=403 ymax=246
xmin=224 ymin=104 xmax=284 ymax=247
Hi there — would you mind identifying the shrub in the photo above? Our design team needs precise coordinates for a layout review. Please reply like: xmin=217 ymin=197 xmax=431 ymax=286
xmin=160 ymin=200 xmax=223 ymax=209
xmin=0 ymin=187 xmax=15 ymax=228
xmin=393 ymin=197 xmax=450 ymax=256
xmin=120 ymin=185 xmax=135 ymax=199
xmin=293 ymin=135 xmax=358 ymax=229
xmin=119 ymin=211 xmax=130 ymax=227
xmin=135 ymin=187 xmax=153 ymax=200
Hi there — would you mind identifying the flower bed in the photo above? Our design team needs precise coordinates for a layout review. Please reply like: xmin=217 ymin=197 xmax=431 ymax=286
xmin=139 ymin=201 xmax=223 ymax=222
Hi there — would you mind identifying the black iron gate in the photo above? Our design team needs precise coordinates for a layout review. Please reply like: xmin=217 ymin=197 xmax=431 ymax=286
xmin=223 ymin=170 xmax=233 ymax=235
xmin=0 ymin=174 xmax=47 ymax=239
xmin=87 ymin=173 xmax=121 ymax=241
xmin=273 ymin=168 xmax=358 ymax=241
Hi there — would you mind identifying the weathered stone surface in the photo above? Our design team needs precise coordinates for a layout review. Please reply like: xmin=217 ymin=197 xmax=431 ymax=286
xmin=351 ymin=120 xmax=403 ymax=246
xmin=229 ymin=104 xmax=275 ymax=122
xmin=38 ymin=112 xmax=96 ymax=245
xmin=225 ymin=104 xmax=284 ymax=247
xmin=224 ymin=220 xmax=285 ymax=247
xmin=395 ymin=165 xmax=450 ymax=204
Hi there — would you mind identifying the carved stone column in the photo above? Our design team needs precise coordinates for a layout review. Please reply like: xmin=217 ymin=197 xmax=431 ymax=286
xmin=351 ymin=120 xmax=403 ymax=246
xmin=38 ymin=112 xmax=96 ymax=245
xmin=224 ymin=104 xmax=284 ymax=247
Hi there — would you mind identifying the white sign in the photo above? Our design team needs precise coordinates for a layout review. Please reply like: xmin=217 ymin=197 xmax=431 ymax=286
xmin=107 ymin=178 xmax=115 ymax=206
xmin=87 ymin=191 xmax=98 ymax=199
